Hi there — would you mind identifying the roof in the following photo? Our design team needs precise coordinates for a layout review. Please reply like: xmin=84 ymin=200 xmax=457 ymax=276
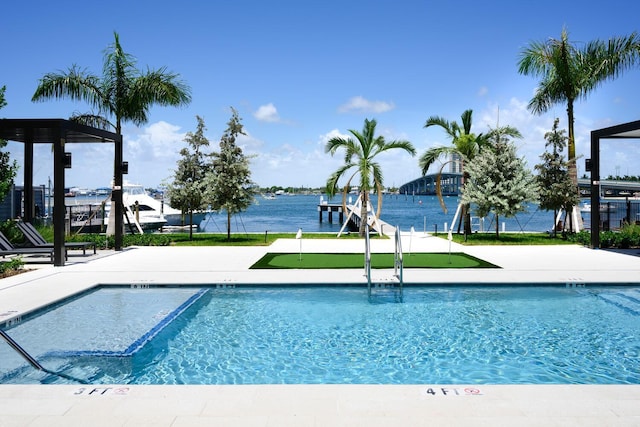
xmin=0 ymin=118 xmax=120 ymax=143
xmin=591 ymin=119 xmax=640 ymax=139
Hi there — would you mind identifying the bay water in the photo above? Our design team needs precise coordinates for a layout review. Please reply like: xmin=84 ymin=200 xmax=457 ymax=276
xmin=200 ymin=194 xmax=556 ymax=234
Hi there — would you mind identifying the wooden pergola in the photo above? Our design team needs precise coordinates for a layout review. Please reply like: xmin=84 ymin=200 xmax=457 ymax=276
xmin=0 ymin=119 xmax=124 ymax=265
xmin=589 ymin=119 xmax=640 ymax=248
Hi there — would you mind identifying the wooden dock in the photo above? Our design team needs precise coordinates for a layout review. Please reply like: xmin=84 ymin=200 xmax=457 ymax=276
xmin=318 ymin=200 xmax=396 ymax=237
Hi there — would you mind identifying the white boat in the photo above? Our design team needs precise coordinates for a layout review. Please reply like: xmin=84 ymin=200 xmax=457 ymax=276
xmin=580 ymin=201 xmax=617 ymax=213
xmin=122 ymin=182 xmax=207 ymax=227
xmin=105 ymin=182 xmax=207 ymax=231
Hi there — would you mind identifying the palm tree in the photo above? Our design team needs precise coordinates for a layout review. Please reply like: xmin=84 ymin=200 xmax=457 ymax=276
xmin=326 ymin=118 xmax=416 ymax=236
xmin=418 ymin=109 xmax=490 ymax=237
xmin=32 ymin=31 xmax=191 ymax=249
xmin=518 ymin=27 xmax=640 ymax=230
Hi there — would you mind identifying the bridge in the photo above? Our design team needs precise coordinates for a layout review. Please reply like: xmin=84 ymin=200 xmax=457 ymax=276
xmin=399 ymin=174 xmax=640 ymax=198
xmin=578 ymin=178 xmax=640 ymax=197
xmin=398 ymin=173 xmax=463 ymax=196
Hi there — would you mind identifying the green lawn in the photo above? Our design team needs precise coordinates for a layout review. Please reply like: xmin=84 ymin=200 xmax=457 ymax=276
xmin=251 ymin=252 xmax=499 ymax=269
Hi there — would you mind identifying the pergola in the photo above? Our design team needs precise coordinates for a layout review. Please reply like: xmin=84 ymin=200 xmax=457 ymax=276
xmin=589 ymin=119 xmax=640 ymax=248
xmin=0 ymin=119 xmax=124 ymax=265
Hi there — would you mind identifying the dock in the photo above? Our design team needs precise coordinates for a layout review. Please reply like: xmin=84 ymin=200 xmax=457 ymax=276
xmin=319 ymin=201 xmax=396 ymax=237
xmin=317 ymin=203 xmax=344 ymax=224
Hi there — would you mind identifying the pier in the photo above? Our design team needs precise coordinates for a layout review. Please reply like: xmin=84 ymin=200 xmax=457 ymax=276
xmin=317 ymin=203 xmax=344 ymax=224
xmin=320 ymin=199 xmax=396 ymax=237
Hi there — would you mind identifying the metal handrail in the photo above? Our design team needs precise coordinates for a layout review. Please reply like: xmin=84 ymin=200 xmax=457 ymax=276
xmin=0 ymin=329 xmax=88 ymax=384
xmin=394 ymin=226 xmax=403 ymax=298
xmin=365 ymin=224 xmax=371 ymax=297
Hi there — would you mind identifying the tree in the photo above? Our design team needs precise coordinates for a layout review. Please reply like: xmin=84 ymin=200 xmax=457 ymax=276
xmin=0 ymin=86 xmax=18 ymax=203
xmin=32 ymin=31 xmax=191 ymax=248
xmin=325 ymin=118 xmax=416 ymax=237
xmin=518 ymin=28 xmax=640 ymax=229
xmin=534 ymin=118 xmax=579 ymax=236
xmin=165 ymin=116 xmax=210 ymax=240
xmin=205 ymin=108 xmax=256 ymax=241
xmin=461 ymin=127 xmax=537 ymax=238
xmin=419 ymin=109 xmax=491 ymax=237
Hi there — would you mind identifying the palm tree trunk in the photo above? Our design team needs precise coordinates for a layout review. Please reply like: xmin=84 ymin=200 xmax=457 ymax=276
xmin=495 ymin=214 xmax=500 ymax=238
xmin=226 ymin=210 xmax=231 ymax=241
xmin=567 ymin=100 xmax=584 ymax=232
xmin=189 ymin=208 xmax=193 ymax=240
xmin=359 ymin=191 xmax=368 ymax=237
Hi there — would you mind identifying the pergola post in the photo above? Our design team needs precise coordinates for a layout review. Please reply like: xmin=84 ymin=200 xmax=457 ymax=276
xmin=114 ymin=137 xmax=123 ymax=251
xmin=53 ymin=130 xmax=66 ymax=265
xmin=23 ymin=139 xmax=34 ymax=223
xmin=590 ymin=131 xmax=600 ymax=249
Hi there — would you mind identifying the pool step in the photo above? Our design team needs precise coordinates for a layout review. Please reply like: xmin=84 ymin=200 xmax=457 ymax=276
xmin=597 ymin=290 xmax=640 ymax=316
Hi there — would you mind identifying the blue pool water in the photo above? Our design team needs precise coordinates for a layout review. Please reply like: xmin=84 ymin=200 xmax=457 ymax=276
xmin=1 ymin=285 xmax=639 ymax=385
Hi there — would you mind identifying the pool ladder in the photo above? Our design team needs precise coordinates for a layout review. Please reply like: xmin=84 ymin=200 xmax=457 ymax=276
xmin=365 ymin=225 xmax=404 ymax=300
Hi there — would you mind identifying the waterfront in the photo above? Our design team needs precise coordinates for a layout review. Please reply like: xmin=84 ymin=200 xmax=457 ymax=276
xmin=200 ymin=194 xmax=556 ymax=234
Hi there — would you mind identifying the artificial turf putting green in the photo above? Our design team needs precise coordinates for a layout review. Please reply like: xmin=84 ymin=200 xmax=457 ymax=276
xmin=250 ymin=252 xmax=499 ymax=269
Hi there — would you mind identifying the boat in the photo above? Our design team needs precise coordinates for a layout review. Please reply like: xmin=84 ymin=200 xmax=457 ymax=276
xmin=117 ymin=182 xmax=206 ymax=228
xmin=580 ymin=201 xmax=617 ymax=213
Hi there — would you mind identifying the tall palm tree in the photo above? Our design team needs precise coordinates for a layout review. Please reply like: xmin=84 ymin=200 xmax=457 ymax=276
xmin=419 ymin=109 xmax=490 ymax=236
xmin=518 ymin=27 xmax=640 ymax=230
xmin=326 ymin=118 xmax=416 ymax=236
xmin=32 ymin=31 xmax=191 ymax=249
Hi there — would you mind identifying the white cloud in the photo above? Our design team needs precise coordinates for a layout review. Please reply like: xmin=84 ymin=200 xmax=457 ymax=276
xmin=254 ymin=103 xmax=281 ymax=122
xmin=318 ymin=129 xmax=350 ymax=146
xmin=338 ymin=96 xmax=395 ymax=114
xmin=125 ymin=121 xmax=185 ymax=161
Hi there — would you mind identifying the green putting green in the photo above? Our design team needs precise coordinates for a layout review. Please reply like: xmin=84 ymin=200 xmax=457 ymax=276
xmin=250 ymin=252 xmax=499 ymax=269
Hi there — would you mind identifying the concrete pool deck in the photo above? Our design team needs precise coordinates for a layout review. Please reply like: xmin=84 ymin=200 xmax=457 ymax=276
xmin=1 ymin=233 xmax=640 ymax=426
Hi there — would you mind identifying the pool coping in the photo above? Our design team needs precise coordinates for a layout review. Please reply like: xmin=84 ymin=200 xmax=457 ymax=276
xmin=2 ymin=235 xmax=640 ymax=425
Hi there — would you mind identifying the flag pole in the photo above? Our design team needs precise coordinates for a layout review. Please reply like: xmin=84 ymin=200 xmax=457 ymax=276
xmin=296 ymin=228 xmax=302 ymax=261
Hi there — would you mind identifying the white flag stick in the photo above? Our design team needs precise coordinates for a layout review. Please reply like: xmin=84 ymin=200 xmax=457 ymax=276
xmin=296 ymin=228 xmax=302 ymax=261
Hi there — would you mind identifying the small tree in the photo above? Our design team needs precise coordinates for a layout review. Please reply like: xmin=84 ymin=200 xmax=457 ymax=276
xmin=462 ymin=128 xmax=537 ymax=238
xmin=165 ymin=116 xmax=210 ymax=240
xmin=534 ymin=118 xmax=579 ymax=236
xmin=205 ymin=108 xmax=256 ymax=240
xmin=0 ymin=86 xmax=18 ymax=203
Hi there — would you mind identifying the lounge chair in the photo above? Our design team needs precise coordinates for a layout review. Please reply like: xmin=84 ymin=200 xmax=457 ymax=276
xmin=0 ymin=231 xmax=55 ymax=262
xmin=16 ymin=222 xmax=96 ymax=256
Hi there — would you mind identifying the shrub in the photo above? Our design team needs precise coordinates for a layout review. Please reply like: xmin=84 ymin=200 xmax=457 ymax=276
xmin=568 ymin=224 xmax=640 ymax=248
xmin=0 ymin=257 xmax=24 ymax=277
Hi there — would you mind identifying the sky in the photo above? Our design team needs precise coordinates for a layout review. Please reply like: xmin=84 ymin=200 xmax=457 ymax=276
xmin=2 ymin=0 xmax=640 ymax=191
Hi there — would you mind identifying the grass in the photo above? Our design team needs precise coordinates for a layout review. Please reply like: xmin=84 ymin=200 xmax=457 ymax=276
xmin=444 ymin=232 xmax=577 ymax=246
xmin=168 ymin=232 xmax=376 ymax=246
xmin=251 ymin=252 xmax=499 ymax=269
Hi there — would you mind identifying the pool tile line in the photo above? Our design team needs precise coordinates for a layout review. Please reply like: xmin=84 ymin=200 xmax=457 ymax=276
xmin=44 ymin=288 xmax=209 ymax=359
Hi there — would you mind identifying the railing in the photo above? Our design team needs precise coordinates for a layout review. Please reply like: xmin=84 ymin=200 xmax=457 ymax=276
xmin=0 ymin=329 xmax=88 ymax=384
xmin=394 ymin=226 xmax=404 ymax=299
xmin=365 ymin=224 xmax=372 ymax=297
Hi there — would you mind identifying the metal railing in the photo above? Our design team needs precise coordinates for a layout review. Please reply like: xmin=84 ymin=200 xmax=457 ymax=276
xmin=0 ymin=329 xmax=87 ymax=384
xmin=365 ymin=224 xmax=372 ymax=297
xmin=394 ymin=226 xmax=404 ymax=298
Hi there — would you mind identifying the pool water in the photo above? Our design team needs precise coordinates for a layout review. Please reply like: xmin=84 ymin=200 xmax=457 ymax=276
xmin=1 ymin=285 xmax=640 ymax=385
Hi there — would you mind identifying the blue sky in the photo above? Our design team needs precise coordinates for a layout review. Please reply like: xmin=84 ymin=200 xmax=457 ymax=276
xmin=2 ymin=0 xmax=640 ymax=190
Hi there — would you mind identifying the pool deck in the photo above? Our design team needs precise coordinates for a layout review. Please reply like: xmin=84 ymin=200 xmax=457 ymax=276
xmin=1 ymin=233 xmax=640 ymax=426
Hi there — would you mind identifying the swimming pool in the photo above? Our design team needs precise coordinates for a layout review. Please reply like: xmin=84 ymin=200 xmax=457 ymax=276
xmin=1 ymin=285 xmax=639 ymax=385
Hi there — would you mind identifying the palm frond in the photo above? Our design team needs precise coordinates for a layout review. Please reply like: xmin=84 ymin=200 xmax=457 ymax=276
xmin=32 ymin=65 xmax=103 ymax=107
xmin=419 ymin=145 xmax=456 ymax=175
